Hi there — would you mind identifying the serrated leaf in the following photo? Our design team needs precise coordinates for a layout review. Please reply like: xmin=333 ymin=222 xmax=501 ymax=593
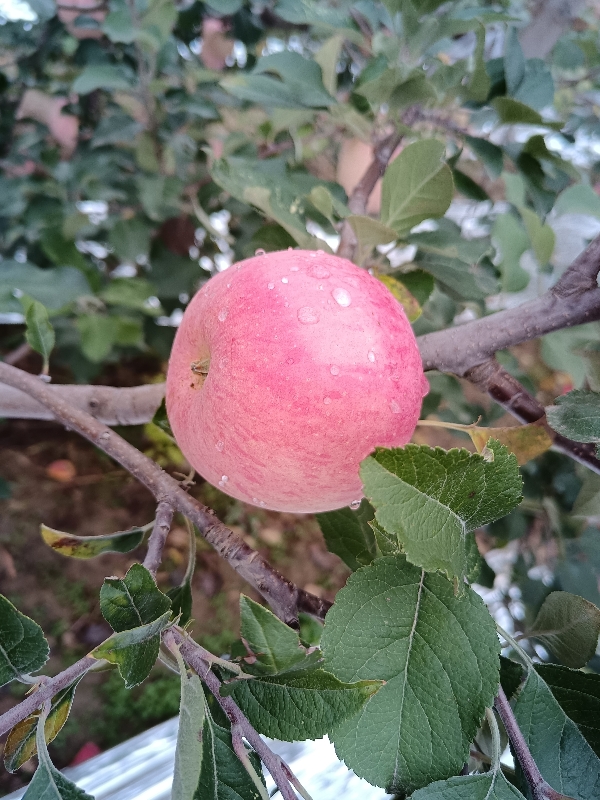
xmin=381 ymin=140 xmax=453 ymax=238
xmin=321 ymin=555 xmax=500 ymax=793
xmin=172 ymin=648 xmax=206 ymax=800
xmin=167 ymin=581 xmax=193 ymax=627
xmin=512 ymin=668 xmax=600 ymax=799
xmin=536 ymin=664 xmax=600 ymax=757
xmin=91 ymin=610 xmax=171 ymax=688
xmin=546 ymin=390 xmax=600 ymax=445
xmin=376 ymin=274 xmax=422 ymax=322
xmin=221 ymin=668 xmax=381 ymax=742
xmin=316 ymin=500 xmax=377 ymax=571
xmin=100 ymin=563 xmax=171 ymax=632
xmin=411 ymin=771 xmax=526 ymax=799
xmin=360 ymin=441 xmax=522 ymax=584
xmin=0 ymin=595 xmax=49 ymax=688
xmin=21 ymin=298 xmax=54 ymax=372
xmin=195 ymin=712 xmax=265 ymax=800
xmin=529 ymin=591 xmax=600 ymax=668
xmin=4 ymin=679 xmax=81 ymax=772
xmin=40 ymin=523 xmax=149 ymax=559
xmin=239 ymin=595 xmax=306 ymax=675
xmin=22 ymin=712 xmax=94 ymax=800
xmin=467 ymin=425 xmax=552 ymax=466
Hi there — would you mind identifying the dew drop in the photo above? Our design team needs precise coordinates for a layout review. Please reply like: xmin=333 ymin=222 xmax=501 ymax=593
xmin=286 ymin=357 xmax=295 ymax=365
xmin=309 ymin=265 xmax=330 ymax=279
xmin=368 ymin=350 xmax=376 ymax=363
xmin=284 ymin=301 xmax=289 ymax=307
xmin=350 ymin=499 xmax=361 ymax=510
xmin=252 ymin=497 xmax=259 ymax=504
xmin=390 ymin=374 xmax=400 ymax=382
xmin=287 ymin=247 xmax=294 ymax=251
xmin=215 ymin=440 xmax=224 ymax=452
xmin=259 ymin=500 xmax=266 ymax=507
xmin=323 ymin=397 xmax=332 ymax=405
xmin=332 ymin=287 xmax=351 ymax=307
xmin=255 ymin=248 xmax=266 ymax=256
xmin=267 ymin=282 xmax=275 ymax=289
xmin=317 ymin=249 xmax=324 ymax=255
xmin=290 ymin=265 xmax=299 ymax=271
xmin=330 ymin=365 xmax=340 ymax=376
xmin=297 ymin=307 xmax=320 ymax=325
xmin=218 ymin=475 xmax=229 ymax=487
xmin=226 ymin=283 xmax=231 ymax=288
xmin=390 ymin=400 xmax=401 ymax=414
xmin=218 ymin=309 xmax=228 ymax=322
xmin=281 ymin=277 xmax=289 ymax=284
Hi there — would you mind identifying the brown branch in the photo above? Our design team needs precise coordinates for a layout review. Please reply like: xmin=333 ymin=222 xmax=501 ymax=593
xmin=143 ymin=500 xmax=175 ymax=577
xmin=0 ymin=656 xmax=96 ymax=738
xmin=465 ymin=359 xmax=600 ymax=474
xmin=494 ymin=686 xmax=573 ymax=800
xmin=171 ymin=629 xmax=302 ymax=800
xmin=418 ymin=235 xmax=600 ymax=375
xmin=0 ymin=362 xmax=325 ymax=626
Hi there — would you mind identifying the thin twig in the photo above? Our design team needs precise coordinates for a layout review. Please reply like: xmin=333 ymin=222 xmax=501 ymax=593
xmin=172 ymin=629 xmax=302 ymax=800
xmin=494 ymin=687 xmax=573 ymax=800
xmin=0 ymin=362 xmax=322 ymax=626
xmin=2 ymin=342 xmax=32 ymax=366
xmin=0 ymin=656 xmax=96 ymax=738
xmin=143 ymin=500 xmax=175 ymax=577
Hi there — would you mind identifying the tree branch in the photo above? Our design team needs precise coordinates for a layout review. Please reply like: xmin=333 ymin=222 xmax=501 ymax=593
xmin=418 ymin=235 xmax=600 ymax=375
xmin=143 ymin=500 xmax=175 ymax=577
xmin=494 ymin=686 xmax=573 ymax=800
xmin=0 ymin=362 xmax=325 ymax=626
xmin=0 ymin=656 xmax=96 ymax=738
xmin=171 ymin=629 xmax=303 ymax=800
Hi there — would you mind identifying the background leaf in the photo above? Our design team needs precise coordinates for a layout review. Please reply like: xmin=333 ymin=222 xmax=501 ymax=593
xmin=529 ymin=591 xmax=600 ymax=668
xmin=316 ymin=500 xmax=377 ymax=572
xmin=546 ymin=390 xmax=600 ymax=447
xmin=21 ymin=297 xmax=55 ymax=371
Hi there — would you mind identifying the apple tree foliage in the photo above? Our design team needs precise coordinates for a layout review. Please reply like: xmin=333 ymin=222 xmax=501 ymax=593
xmin=1 ymin=1 xmax=600 ymax=799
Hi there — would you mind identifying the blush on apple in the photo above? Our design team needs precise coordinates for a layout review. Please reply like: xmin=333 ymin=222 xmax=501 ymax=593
xmin=166 ymin=250 xmax=427 ymax=513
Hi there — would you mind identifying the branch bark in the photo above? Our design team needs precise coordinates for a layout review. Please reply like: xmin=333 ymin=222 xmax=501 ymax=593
xmin=0 ymin=362 xmax=326 ymax=626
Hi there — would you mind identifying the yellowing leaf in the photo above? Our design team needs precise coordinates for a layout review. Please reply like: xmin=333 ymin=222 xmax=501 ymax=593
xmin=468 ymin=424 xmax=552 ymax=465
xmin=376 ymin=274 xmax=422 ymax=322
xmin=41 ymin=523 xmax=150 ymax=559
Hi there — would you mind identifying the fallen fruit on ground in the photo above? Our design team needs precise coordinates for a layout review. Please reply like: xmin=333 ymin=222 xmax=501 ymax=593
xmin=166 ymin=249 xmax=427 ymax=512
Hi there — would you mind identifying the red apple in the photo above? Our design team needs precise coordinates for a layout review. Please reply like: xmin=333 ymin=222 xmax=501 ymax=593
xmin=166 ymin=250 xmax=427 ymax=513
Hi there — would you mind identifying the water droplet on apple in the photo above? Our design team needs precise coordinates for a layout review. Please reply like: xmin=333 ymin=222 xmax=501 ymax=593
xmin=332 ymin=287 xmax=351 ymax=307
xmin=281 ymin=277 xmax=289 ymax=284
xmin=284 ymin=301 xmax=289 ymax=307
xmin=368 ymin=351 xmax=376 ymax=362
xmin=297 ymin=307 xmax=320 ymax=325
xmin=287 ymin=247 xmax=294 ymax=251
xmin=309 ymin=265 xmax=330 ymax=279
xmin=215 ymin=440 xmax=224 ymax=452
xmin=259 ymin=500 xmax=266 ymax=507
xmin=252 ymin=497 xmax=259 ymax=504
xmin=390 ymin=400 xmax=401 ymax=414
xmin=350 ymin=499 xmax=361 ymax=510
xmin=330 ymin=365 xmax=340 ymax=375
xmin=390 ymin=374 xmax=400 ymax=382
xmin=255 ymin=248 xmax=266 ymax=256
xmin=218 ymin=309 xmax=228 ymax=322
xmin=290 ymin=265 xmax=299 ymax=271
xmin=323 ymin=397 xmax=332 ymax=405
xmin=218 ymin=475 xmax=229 ymax=487
xmin=286 ymin=357 xmax=295 ymax=364
xmin=317 ymin=249 xmax=324 ymax=255
xmin=267 ymin=282 xmax=275 ymax=289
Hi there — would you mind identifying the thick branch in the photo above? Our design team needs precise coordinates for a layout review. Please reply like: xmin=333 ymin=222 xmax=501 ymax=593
xmin=0 ymin=362 xmax=325 ymax=626
xmin=418 ymin=235 xmax=600 ymax=375
xmin=0 ymin=381 xmax=164 ymax=425
xmin=172 ymin=629 xmax=302 ymax=800
xmin=494 ymin=686 xmax=572 ymax=800
xmin=0 ymin=656 xmax=96 ymax=738
xmin=465 ymin=359 xmax=600 ymax=474
xmin=143 ymin=500 xmax=175 ymax=577
xmin=519 ymin=0 xmax=587 ymax=60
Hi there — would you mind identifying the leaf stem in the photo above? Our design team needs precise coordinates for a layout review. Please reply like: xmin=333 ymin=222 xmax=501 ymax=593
xmin=485 ymin=707 xmax=502 ymax=773
xmin=496 ymin=623 xmax=535 ymax=669
xmin=231 ymin=723 xmax=271 ymax=800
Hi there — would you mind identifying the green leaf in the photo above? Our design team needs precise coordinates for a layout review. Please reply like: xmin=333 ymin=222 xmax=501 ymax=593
xmin=504 ymin=27 xmax=526 ymax=97
xmin=172 ymin=648 xmax=206 ymax=800
xmin=315 ymin=34 xmax=344 ymax=96
xmin=520 ymin=207 xmax=555 ymax=265
xmin=381 ymin=140 xmax=454 ymax=238
xmin=452 ymin=169 xmax=490 ymax=202
xmin=239 ymin=595 xmax=306 ymax=675
xmin=22 ymin=712 xmax=93 ymax=800
xmin=0 ymin=262 xmax=91 ymax=315
xmin=360 ymin=441 xmax=522 ymax=584
xmin=316 ymin=500 xmax=377 ymax=572
xmin=0 ymin=595 xmax=49 ymax=687
xmin=546 ymin=389 xmax=600 ymax=445
xmin=102 ymin=7 xmax=135 ymax=43
xmin=492 ymin=98 xmax=562 ymax=130
xmin=321 ymin=555 xmax=500 ymax=793
xmin=100 ymin=563 xmax=171 ymax=632
xmin=554 ymin=184 xmax=600 ymax=219
xmin=91 ymin=610 xmax=171 ymax=688
xmin=512 ymin=668 xmax=600 ymax=799
xmin=72 ymin=64 xmax=135 ymax=95
xmin=40 ymin=523 xmax=149 ymax=559
xmin=76 ymin=314 xmax=116 ymax=363
xmin=4 ymin=679 xmax=81 ymax=772
xmin=465 ymin=136 xmax=503 ymax=180
xmin=152 ymin=398 xmax=175 ymax=439
xmin=109 ymin=218 xmax=153 ymax=263
xmin=221 ymin=667 xmax=381 ymax=742
xmin=536 ymin=664 xmax=600 ymax=757
xmin=21 ymin=298 xmax=55 ymax=372
xmin=465 ymin=22 xmax=491 ymax=102
xmin=194 ymin=711 xmax=265 ymax=800
xmin=411 ymin=771 xmax=526 ymax=799
xmin=346 ymin=216 xmax=397 ymax=264
xmin=492 ymin=213 xmax=530 ymax=293
xmin=167 ymin=581 xmax=193 ymax=627
xmin=529 ymin=591 xmax=600 ymax=668
xmin=100 ymin=279 xmax=161 ymax=315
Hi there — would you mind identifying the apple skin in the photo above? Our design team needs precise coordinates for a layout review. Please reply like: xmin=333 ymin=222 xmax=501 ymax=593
xmin=166 ymin=250 xmax=428 ymax=513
